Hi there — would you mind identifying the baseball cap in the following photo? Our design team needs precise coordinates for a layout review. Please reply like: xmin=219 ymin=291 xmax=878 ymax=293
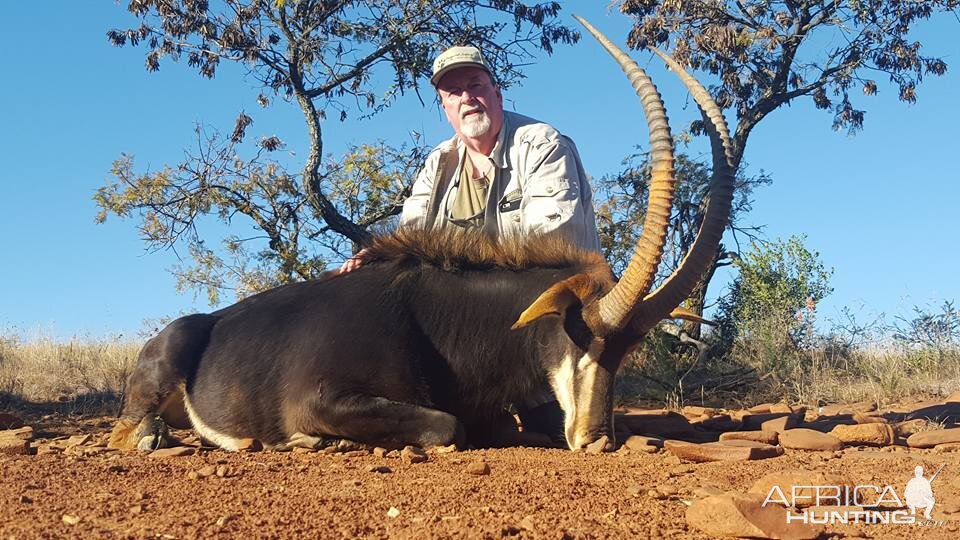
xmin=431 ymin=45 xmax=493 ymax=87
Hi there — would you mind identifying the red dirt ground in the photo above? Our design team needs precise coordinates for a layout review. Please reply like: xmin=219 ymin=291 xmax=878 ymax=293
xmin=3 ymin=413 xmax=960 ymax=539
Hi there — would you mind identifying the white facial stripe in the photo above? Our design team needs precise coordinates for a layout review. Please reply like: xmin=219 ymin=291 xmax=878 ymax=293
xmin=183 ymin=392 xmax=245 ymax=452
xmin=550 ymin=340 xmax=605 ymax=449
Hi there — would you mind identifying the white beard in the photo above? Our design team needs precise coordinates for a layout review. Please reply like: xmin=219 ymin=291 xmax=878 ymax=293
xmin=460 ymin=111 xmax=491 ymax=138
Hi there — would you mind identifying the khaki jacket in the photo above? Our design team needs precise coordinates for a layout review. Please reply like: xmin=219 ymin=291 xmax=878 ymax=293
xmin=400 ymin=111 xmax=601 ymax=252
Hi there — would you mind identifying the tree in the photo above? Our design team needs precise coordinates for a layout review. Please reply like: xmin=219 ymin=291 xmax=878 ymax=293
xmin=595 ymin=150 xmax=771 ymax=338
xmin=620 ymin=0 xmax=957 ymax=167
xmin=96 ymin=0 xmax=578 ymax=303
xmin=613 ymin=0 xmax=956 ymax=324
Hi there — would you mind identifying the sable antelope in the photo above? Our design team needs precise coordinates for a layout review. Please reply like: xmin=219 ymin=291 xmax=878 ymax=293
xmin=109 ymin=18 xmax=734 ymax=452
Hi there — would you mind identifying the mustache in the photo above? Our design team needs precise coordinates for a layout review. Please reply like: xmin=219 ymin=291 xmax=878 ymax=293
xmin=460 ymin=105 xmax=486 ymax=119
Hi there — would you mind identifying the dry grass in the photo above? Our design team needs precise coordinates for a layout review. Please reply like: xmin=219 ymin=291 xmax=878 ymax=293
xmin=0 ymin=331 xmax=141 ymax=415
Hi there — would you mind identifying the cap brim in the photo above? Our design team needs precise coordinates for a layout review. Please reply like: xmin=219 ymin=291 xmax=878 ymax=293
xmin=431 ymin=62 xmax=492 ymax=86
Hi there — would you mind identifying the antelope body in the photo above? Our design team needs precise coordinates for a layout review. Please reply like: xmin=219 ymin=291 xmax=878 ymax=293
xmin=109 ymin=18 xmax=735 ymax=452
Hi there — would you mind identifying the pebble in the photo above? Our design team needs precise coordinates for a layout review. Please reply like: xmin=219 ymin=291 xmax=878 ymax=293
xmin=369 ymin=465 xmax=393 ymax=474
xmin=373 ymin=447 xmax=389 ymax=458
xmin=149 ymin=446 xmax=196 ymax=458
xmin=61 ymin=514 xmax=81 ymax=525
xmin=584 ymin=435 xmax=609 ymax=454
xmin=401 ymin=446 xmax=428 ymax=464
xmin=18 ymin=494 xmax=32 ymax=504
xmin=466 ymin=462 xmax=491 ymax=476
xmin=234 ymin=438 xmax=262 ymax=452
xmin=386 ymin=507 xmax=401 ymax=518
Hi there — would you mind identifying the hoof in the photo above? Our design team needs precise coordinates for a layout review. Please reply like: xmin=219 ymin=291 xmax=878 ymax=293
xmin=109 ymin=416 xmax=171 ymax=450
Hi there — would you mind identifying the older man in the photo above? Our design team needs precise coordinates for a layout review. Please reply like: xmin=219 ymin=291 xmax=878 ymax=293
xmin=399 ymin=45 xmax=600 ymax=248
xmin=342 ymin=45 xmax=600 ymax=443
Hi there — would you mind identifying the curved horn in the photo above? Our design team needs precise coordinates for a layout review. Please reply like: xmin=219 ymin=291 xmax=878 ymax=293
xmin=630 ymin=47 xmax=736 ymax=335
xmin=574 ymin=16 xmax=677 ymax=334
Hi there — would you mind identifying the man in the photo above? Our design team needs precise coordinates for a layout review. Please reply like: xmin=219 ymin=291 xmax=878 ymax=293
xmin=342 ymin=45 xmax=601 ymax=443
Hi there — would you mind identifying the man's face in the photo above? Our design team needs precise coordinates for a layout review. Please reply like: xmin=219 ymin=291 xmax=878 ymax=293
xmin=436 ymin=67 xmax=504 ymax=145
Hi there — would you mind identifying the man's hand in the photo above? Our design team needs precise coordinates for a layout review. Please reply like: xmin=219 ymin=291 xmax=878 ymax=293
xmin=338 ymin=248 xmax=371 ymax=274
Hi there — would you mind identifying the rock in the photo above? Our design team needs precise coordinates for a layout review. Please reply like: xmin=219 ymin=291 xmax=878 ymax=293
xmin=234 ymin=438 xmax=262 ymax=452
xmin=686 ymin=493 xmax=822 ymax=539
xmin=656 ymin=484 xmax=679 ymax=497
xmin=519 ymin=515 xmax=536 ymax=531
xmin=821 ymin=402 xmax=876 ymax=416
xmin=907 ymin=428 xmax=960 ymax=448
xmin=129 ymin=504 xmax=144 ymax=515
xmin=466 ymin=462 xmax=490 ymax=476
xmin=894 ymin=419 xmax=931 ymax=438
xmin=682 ymin=406 xmax=717 ymax=417
xmin=386 ymin=507 xmax=401 ymax=518
xmin=934 ymin=442 xmax=960 ymax=453
xmin=584 ymin=435 xmax=609 ymax=454
xmin=400 ymin=445 xmax=428 ymax=464
xmin=748 ymin=470 xmax=853 ymax=508
xmin=946 ymin=390 xmax=960 ymax=403
xmin=186 ymin=471 xmax=199 ymax=480
xmin=0 ymin=413 xmax=23 ymax=429
xmin=779 ymin=429 xmax=844 ymax=451
xmin=0 ymin=437 xmax=30 ymax=455
xmin=0 ymin=426 xmax=34 ymax=441
xmin=215 ymin=465 xmax=230 ymax=478
xmin=431 ymin=444 xmax=458 ymax=454
xmin=616 ymin=410 xmax=695 ymax=437
xmin=719 ymin=431 xmax=779 ymax=445
xmin=748 ymin=403 xmax=774 ymax=414
xmin=372 ymin=447 xmax=389 ymax=458
xmin=623 ymin=435 xmax=663 ymax=451
xmin=692 ymin=486 xmax=724 ymax=499
xmin=852 ymin=413 xmax=888 ymax=424
xmin=698 ymin=415 xmax=742 ymax=432
xmin=149 ymin=446 xmax=196 ymax=458
xmin=761 ymin=415 xmax=801 ymax=434
xmin=829 ymin=423 xmax=895 ymax=446
xmin=664 ymin=440 xmax=783 ymax=462
xmin=61 ymin=514 xmax=81 ymax=525
xmin=197 ymin=465 xmax=217 ymax=478
xmin=770 ymin=403 xmax=793 ymax=414
xmin=342 ymin=450 xmax=369 ymax=458
xmin=66 ymin=434 xmax=92 ymax=447
xmin=369 ymin=465 xmax=393 ymax=473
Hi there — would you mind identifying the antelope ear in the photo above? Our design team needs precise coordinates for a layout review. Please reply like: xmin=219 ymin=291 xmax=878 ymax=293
xmin=512 ymin=274 xmax=598 ymax=330
xmin=668 ymin=306 xmax=717 ymax=326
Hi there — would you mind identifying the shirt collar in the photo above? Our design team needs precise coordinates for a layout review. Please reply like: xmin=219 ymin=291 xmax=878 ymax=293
xmin=451 ymin=111 xmax=511 ymax=170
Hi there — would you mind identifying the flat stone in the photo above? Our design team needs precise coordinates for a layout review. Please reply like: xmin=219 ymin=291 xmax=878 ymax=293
xmin=692 ymin=485 xmax=725 ymax=498
xmin=761 ymin=415 xmax=801 ymax=434
xmin=907 ymin=427 xmax=960 ymax=448
xmin=894 ymin=419 xmax=931 ymax=438
xmin=616 ymin=410 xmax=695 ymax=438
xmin=400 ymin=445 xmax=428 ymax=464
xmin=66 ymin=434 xmax=92 ymax=447
xmin=584 ymin=435 xmax=610 ymax=454
xmin=682 ymin=406 xmax=718 ymax=417
xmin=623 ymin=435 xmax=663 ymax=450
xmin=686 ymin=492 xmax=822 ymax=539
xmin=664 ymin=440 xmax=783 ymax=462
xmin=748 ymin=403 xmax=774 ymax=414
xmin=934 ymin=442 xmax=960 ymax=453
xmin=0 ymin=426 xmax=34 ymax=441
xmin=719 ymin=431 xmax=778 ymax=445
xmin=0 ymin=437 xmax=30 ymax=455
xmin=0 ymin=413 xmax=23 ymax=429
xmin=748 ymin=470 xmax=853 ymax=508
xmin=829 ymin=423 xmax=894 ymax=446
xmin=770 ymin=403 xmax=794 ymax=414
xmin=742 ymin=412 xmax=792 ymax=431
xmin=852 ymin=413 xmax=888 ymax=424
xmin=149 ymin=446 xmax=196 ymax=458
xmin=779 ymin=429 xmax=844 ymax=451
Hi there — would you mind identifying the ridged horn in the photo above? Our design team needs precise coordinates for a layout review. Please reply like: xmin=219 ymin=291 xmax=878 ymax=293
xmin=630 ymin=47 xmax=736 ymax=335
xmin=574 ymin=15 xmax=677 ymax=334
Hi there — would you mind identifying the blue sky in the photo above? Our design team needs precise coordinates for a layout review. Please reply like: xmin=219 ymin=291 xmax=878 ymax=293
xmin=1 ymin=3 xmax=957 ymax=339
